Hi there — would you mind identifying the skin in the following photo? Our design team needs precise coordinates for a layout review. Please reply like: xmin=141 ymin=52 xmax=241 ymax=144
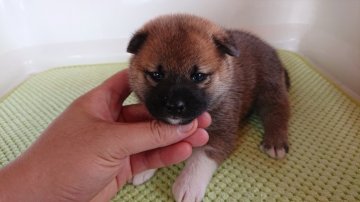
xmin=0 ymin=69 xmax=211 ymax=202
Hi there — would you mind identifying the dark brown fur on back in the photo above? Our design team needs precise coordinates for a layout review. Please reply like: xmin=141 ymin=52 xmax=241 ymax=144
xmin=206 ymin=30 xmax=290 ymax=162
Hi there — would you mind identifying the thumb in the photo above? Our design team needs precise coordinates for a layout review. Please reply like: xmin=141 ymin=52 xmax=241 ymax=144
xmin=108 ymin=119 xmax=199 ymax=157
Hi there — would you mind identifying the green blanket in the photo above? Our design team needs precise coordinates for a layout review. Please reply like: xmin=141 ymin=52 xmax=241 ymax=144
xmin=0 ymin=50 xmax=359 ymax=201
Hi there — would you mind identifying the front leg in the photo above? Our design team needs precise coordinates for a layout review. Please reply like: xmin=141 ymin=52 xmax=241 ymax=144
xmin=172 ymin=147 xmax=218 ymax=202
xmin=257 ymin=83 xmax=290 ymax=159
xmin=172 ymin=103 xmax=239 ymax=202
xmin=172 ymin=125 xmax=237 ymax=202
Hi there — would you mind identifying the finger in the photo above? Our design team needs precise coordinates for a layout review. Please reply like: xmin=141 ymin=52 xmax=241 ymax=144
xmin=108 ymin=119 xmax=198 ymax=157
xmin=87 ymin=69 xmax=130 ymax=121
xmin=99 ymin=69 xmax=131 ymax=104
xmin=183 ymin=128 xmax=209 ymax=147
xmin=121 ymin=104 xmax=153 ymax=122
xmin=197 ymin=112 xmax=212 ymax=128
xmin=130 ymin=142 xmax=192 ymax=175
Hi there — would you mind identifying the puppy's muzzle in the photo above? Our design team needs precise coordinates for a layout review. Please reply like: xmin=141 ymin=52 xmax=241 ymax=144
xmin=145 ymin=81 xmax=208 ymax=125
xmin=163 ymin=88 xmax=188 ymax=116
xmin=165 ymin=99 xmax=186 ymax=115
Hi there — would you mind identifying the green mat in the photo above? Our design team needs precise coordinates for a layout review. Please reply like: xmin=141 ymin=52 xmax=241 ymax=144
xmin=0 ymin=50 xmax=359 ymax=201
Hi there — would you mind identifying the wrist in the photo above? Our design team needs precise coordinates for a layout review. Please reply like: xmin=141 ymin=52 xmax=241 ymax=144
xmin=0 ymin=152 xmax=54 ymax=201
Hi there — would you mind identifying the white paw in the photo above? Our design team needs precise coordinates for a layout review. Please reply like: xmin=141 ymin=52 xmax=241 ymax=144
xmin=172 ymin=148 xmax=218 ymax=202
xmin=260 ymin=144 xmax=287 ymax=159
xmin=172 ymin=173 xmax=207 ymax=202
xmin=131 ymin=168 xmax=157 ymax=185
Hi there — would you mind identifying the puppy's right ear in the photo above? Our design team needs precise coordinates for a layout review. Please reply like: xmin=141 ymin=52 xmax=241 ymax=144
xmin=212 ymin=33 xmax=240 ymax=57
xmin=127 ymin=31 xmax=148 ymax=54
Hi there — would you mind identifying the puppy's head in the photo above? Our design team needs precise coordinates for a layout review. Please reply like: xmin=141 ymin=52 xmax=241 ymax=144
xmin=127 ymin=14 xmax=239 ymax=125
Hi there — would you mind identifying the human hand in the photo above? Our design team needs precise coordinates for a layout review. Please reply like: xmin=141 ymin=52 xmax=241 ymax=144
xmin=0 ymin=69 xmax=211 ymax=202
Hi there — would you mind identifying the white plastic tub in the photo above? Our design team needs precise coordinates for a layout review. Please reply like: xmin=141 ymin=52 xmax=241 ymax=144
xmin=0 ymin=0 xmax=359 ymax=100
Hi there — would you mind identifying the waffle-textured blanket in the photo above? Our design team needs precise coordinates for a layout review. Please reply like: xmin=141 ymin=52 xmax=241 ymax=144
xmin=0 ymin=51 xmax=359 ymax=201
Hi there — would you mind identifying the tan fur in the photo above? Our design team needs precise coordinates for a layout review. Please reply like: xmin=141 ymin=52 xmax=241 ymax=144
xmin=128 ymin=13 xmax=290 ymax=185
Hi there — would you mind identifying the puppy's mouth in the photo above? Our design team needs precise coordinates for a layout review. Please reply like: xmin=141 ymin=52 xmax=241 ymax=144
xmin=163 ymin=116 xmax=195 ymax=125
xmin=144 ymin=98 xmax=206 ymax=125
xmin=146 ymin=102 xmax=207 ymax=125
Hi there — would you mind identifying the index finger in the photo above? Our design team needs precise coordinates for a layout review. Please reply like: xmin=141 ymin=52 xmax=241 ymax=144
xmin=99 ymin=68 xmax=131 ymax=104
xmin=121 ymin=104 xmax=153 ymax=122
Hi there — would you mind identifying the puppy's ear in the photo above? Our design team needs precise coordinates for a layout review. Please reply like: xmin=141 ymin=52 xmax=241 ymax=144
xmin=212 ymin=33 xmax=240 ymax=57
xmin=127 ymin=31 xmax=148 ymax=54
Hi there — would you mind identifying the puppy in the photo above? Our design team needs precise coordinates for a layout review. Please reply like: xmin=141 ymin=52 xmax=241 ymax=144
xmin=127 ymin=14 xmax=290 ymax=202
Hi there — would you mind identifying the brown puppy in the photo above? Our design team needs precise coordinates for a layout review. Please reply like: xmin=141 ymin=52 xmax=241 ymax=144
xmin=127 ymin=14 xmax=290 ymax=202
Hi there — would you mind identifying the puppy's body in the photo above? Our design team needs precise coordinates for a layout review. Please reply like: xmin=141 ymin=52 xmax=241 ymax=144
xmin=127 ymin=14 xmax=290 ymax=202
xmin=206 ymin=30 xmax=290 ymax=163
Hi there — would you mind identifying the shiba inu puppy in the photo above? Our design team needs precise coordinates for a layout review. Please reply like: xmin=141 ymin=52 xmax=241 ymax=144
xmin=127 ymin=14 xmax=290 ymax=202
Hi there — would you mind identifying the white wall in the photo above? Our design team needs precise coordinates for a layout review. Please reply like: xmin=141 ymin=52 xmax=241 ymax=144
xmin=298 ymin=1 xmax=360 ymax=99
xmin=0 ymin=0 xmax=359 ymax=99
xmin=0 ymin=0 xmax=317 ymax=53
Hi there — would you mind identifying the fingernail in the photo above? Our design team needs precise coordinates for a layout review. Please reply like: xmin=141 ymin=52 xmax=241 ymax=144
xmin=178 ymin=122 xmax=195 ymax=133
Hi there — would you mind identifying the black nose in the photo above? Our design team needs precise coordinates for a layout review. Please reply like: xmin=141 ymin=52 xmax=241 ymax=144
xmin=166 ymin=100 xmax=186 ymax=114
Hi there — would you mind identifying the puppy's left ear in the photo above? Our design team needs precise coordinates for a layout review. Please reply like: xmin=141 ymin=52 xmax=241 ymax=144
xmin=127 ymin=31 xmax=148 ymax=54
xmin=213 ymin=33 xmax=240 ymax=57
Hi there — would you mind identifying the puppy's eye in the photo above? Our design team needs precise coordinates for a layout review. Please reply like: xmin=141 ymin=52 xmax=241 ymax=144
xmin=146 ymin=71 xmax=164 ymax=82
xmin=191 ymin=72 xmax=208 ymax=83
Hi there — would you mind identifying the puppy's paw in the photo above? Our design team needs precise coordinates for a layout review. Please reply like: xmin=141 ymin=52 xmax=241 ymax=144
xmin=172 ymin=148 xmax=218 ymax=202
xmin=260 ymin=139 xmax=289 ymax=159
xmin=131 ymin=168 xmax=157 ymax=185
xmin=172 ymin=173 xmax=207 ymax=202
